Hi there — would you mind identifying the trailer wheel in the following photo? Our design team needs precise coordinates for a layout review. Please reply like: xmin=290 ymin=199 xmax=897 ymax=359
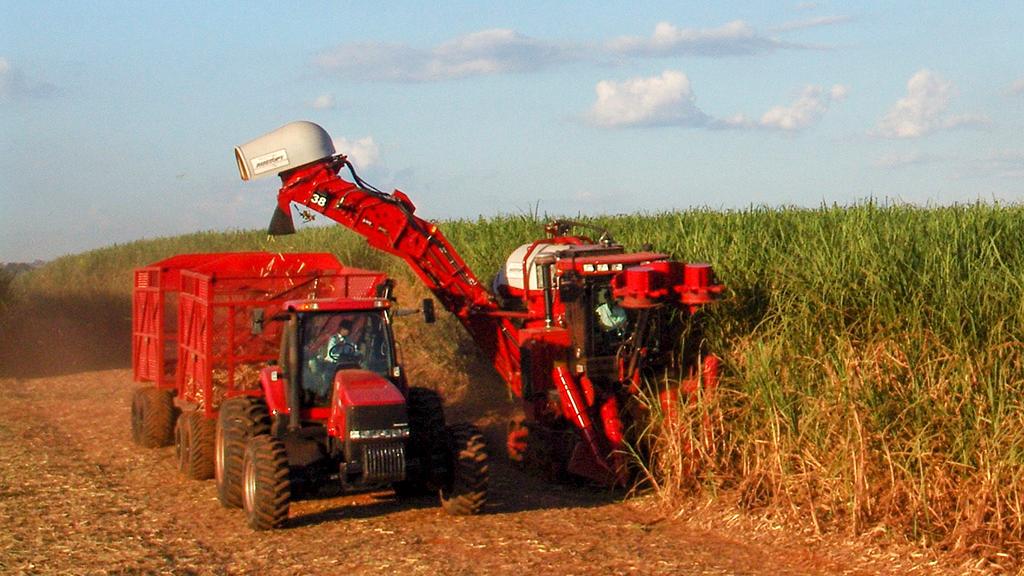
xmin=242 ymin=434 xmax=291 ymax=530
xmin=131 ymin=386 xmax=176 ymax=448
xmin=186 ymin=411 xmax=215 ymax=480
xmin=174 ymin=413 xmax=191 ymax=473
xmin=216 ymin=397 xmax=271 ymax=508
xmin=439 ymin=423 xmax=488 ymax=516
xmin=394 ymin=387 xmax=446 ymax=498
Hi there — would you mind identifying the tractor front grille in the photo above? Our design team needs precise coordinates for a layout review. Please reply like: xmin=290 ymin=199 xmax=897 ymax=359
xmin=361 ymin=442 xmax=406 ymax=483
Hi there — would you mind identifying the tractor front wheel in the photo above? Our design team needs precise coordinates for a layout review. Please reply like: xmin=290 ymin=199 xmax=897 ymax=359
xmin=394 ymin=387 xmax=446 ymax=498
xmin=131 ymin=386 xmax=176 ymax=448
xmin=440 ymin=423 xmax=488 ymax=516
xmin=215 ymin=397 xmax=271 ymax=508
xmin=242 ymin=434 xmax=291 ymax=530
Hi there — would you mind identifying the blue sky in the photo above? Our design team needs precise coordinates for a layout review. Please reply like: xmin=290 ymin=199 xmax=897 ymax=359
xmin=2 ymin=1 xmax=1022 ymax=261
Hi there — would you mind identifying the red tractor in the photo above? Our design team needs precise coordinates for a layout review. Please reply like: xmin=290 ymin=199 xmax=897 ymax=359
xmin=130 ymin=252 xmax=487 ymax=530
xmin=235 ymin=121 xmax=723 ymax=486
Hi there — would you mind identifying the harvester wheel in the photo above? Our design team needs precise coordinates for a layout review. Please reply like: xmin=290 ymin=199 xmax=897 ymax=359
xmin=394 ymin=387 xmax=446 ymax=498
xmin=131 ymin=386 xmax=176 ymax=448
xmin=506 ymin=413 xmax=530 ymax=468
xmin=186 ymin=411 xmax=216 ymax=480
xmin=439 ymin=423 xmax=488 ymax=516
xmin=242 ymin=434 xmax=291 ymax=530
xmin=506 ymin=414 xmax=567 ymax=481
xmin=216 ymin=397 xmax=271 ymax=508
xmin=174 ymin=413 xmax=191 ymax=474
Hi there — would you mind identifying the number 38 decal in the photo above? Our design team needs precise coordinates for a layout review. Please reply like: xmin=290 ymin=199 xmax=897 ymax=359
xmin=310 ymin=192 xmax=332 ymax=210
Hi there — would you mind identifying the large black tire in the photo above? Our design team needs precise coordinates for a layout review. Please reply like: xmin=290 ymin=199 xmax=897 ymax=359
xmin=174 ymin=413 xmax=191 ymax=474
xmin=215 ymin=397 xmax=271 ymax=508
xmin=394 ymin=387 xmax=446 ymax=498
xmin=508 ymin=415 xmax=570 ymax=482
xmin=440 ymin=423 xmax=488 ymax=516
xmin=506 ymin=413 xmax=529 ymax=468
xmin=131 ymin=386 xmax=176 ymax=448
xmin=242 ymin=434 xmax=291 ymax=530
xmin=186 ymin=411 xmax=216 ymax=480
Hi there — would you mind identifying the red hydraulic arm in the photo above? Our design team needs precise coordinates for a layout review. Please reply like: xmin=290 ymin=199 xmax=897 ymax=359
xmin=272 ymin=158 xmax=528 ymax=395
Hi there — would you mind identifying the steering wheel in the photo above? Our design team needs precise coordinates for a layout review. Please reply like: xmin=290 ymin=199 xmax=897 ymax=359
xmin=327 ymin=340 xmax=359 ymax=364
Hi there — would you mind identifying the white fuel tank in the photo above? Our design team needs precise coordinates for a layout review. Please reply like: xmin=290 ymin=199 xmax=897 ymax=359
xmin=234 ymin=121 xmax=335 ymax=181
xmin=494 ymin=243 xmax=562 ymax=293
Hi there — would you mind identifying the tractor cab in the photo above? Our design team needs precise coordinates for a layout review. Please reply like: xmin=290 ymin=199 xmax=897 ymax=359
xmin=256 ymin=297 xmax=408 ymax=465
xmin=287 ymin=305 xmax=401 ymax=408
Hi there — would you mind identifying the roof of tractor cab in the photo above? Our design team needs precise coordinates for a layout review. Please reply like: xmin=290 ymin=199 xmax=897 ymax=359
xmin=284 ymin=297 xmax=392 ymax=313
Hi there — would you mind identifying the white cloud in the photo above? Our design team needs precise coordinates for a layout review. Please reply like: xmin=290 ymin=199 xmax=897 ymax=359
xmin=1008 ymin=78 xmax=1024 ymax=96
xmin=0 ymin=56 xmax=55 ymax=101
xmin=770 ymin=15 xmax=852 ymax=33
xmin=311 ymin=93 xmax=335 ymax=109
xmin=607 ymin=21 xmax=800 ymax=57
xmin=756 ymin=84 xmax=847 ymax=131
xmin=588 ymin=71 xmax=844 ymax=132
xmin=588 ymin=71 xmax=709 ymax=128
xmin=873 ymin=70 xmax=989 ymax=139
xmin=333 ymin=136 xmax=380 ymax=168
xmin=315 ymin=22 xmax=816 ymax=83
xmin=315 ymin=29 xmax=574 ymax=82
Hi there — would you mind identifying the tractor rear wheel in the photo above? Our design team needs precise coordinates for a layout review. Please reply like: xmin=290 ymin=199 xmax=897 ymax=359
xmin=439 ymin=423 xmax=488 ymax=516
xmin=242 ymin=434 xmax=291 ymax=530
xmin=394 ymin=387 xmax=446 ymax=498
xmin=131 ymin=386 xmax=176 ymax=448
xmin=186 ymin=411 xmax=215 ymax=480
xmin=216 ymin=397 xmax=271 ymax=508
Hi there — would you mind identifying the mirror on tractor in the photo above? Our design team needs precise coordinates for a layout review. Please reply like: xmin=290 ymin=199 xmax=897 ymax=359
xmin=422 ymin=298 xmax=436 ymax=324
xmin=392 ymin=298 xmax=436 ymax=323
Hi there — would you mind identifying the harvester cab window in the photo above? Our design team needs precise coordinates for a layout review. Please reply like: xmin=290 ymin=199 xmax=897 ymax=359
xmin=300 ymin=312 xmax=395 ymax=405
xmin=591 ymin=284 xmax=627 ymax=357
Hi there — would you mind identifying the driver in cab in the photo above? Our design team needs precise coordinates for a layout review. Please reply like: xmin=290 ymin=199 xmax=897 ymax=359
xmin=302 ymin=314 xmax=366 ymax=404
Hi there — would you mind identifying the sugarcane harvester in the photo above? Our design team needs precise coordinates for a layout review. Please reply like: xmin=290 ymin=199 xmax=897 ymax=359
xmin=235 ymin=121 xmax=723 ymax=486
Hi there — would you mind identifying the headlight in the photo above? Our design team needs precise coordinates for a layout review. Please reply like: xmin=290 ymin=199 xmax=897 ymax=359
xmin=349 ymin=427 xmax=410 ymax=440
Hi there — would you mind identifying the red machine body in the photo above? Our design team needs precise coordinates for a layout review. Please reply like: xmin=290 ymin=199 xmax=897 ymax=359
xmin=131 ymin=251 xmax=387 ymax=417
xmin=132 ymin=250 xmax=489 ymax=527
xmin=255 ymin=296 xmax=407 ymax=442
xmin=238 ymin=123 xmax=723 ymax=486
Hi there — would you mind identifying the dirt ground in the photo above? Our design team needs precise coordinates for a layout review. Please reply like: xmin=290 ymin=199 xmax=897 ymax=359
xmin=0 ymin=362 xmax=989 ymax=576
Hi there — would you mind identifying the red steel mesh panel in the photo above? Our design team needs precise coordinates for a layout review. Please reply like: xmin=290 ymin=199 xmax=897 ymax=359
xmin=133 ymin=252 xmax=386 ymax=416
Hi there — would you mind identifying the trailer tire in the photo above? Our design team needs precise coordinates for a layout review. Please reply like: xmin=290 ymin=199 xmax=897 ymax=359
xmin=186 ymin=412 xmax=216 ymax=480
xmin=174 ymin=413 xmax=191 ymax=473
xmin=394 ymin=387 xmax=446 ymax=498
xmin=216 ymin=397 xmax=271 ymax=508
xmin=440 ymin=423 xmax=488 ymax=516
xmin=242 ymin=434 xmax=291 ymax=530
xmin=131 ymin=386 xmax=176 ymax=448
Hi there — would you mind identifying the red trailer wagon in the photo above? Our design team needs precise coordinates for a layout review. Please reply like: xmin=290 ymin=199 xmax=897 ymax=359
xmin=129 ymin=251 xmax=386 ymax=480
